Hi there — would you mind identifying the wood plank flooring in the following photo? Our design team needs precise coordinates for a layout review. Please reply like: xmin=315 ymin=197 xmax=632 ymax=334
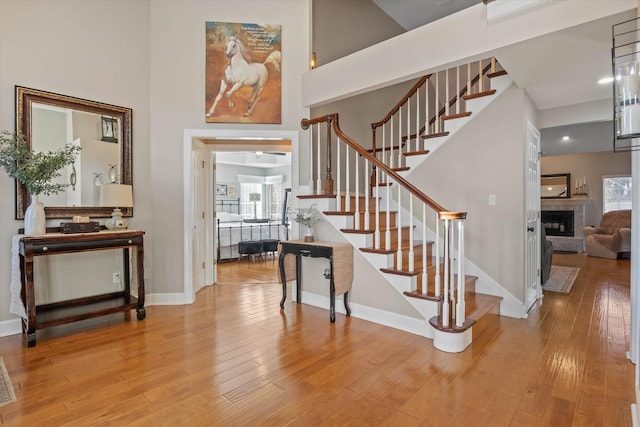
xmin=0 ymin=253 xmax=634 ymax=425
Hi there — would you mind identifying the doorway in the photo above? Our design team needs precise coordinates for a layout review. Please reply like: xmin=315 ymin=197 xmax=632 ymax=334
xmin=182 ymin=129 xmax=299 ymax=304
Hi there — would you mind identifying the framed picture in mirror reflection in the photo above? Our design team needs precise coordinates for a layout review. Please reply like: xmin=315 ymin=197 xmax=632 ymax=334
xmin=101 ymin=116 xmax=118 ymax=143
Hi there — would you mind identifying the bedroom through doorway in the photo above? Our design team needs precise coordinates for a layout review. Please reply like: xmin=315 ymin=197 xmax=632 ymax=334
xmin=213 ymin=148 xmax=292 ymax=286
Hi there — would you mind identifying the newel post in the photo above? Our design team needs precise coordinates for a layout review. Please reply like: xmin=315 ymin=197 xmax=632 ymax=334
xmin=324 ymin=116 xmax=334 ymax=195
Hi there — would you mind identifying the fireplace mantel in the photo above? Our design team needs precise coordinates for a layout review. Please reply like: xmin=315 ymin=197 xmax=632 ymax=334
xmin=541 ymin=198 xmax=591 ymax=207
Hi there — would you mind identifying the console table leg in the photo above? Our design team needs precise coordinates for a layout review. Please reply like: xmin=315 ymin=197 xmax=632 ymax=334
xmin=25 ymin=330 xmax=36 ymax=347
xmin=278 ymin=252 xmax=287 ymax=308
xmin=330 ymin=282 xmax=336 ymax=323
xmin=344 ymin=291 xmax=351 ymax=317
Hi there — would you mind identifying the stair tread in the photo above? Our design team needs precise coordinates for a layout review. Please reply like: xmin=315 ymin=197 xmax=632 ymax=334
xmin=487 ymin=69 xmax=507 ymax=78
xmin=421 ymin=132 xmax=449 ymax=140
xmin=324 ymin=211 xmax=355 ymax=216
xmin=391 ymin=166 xmax=410 ymax=172
xmin=404 ymin=150 xmax=430 ymax=157
xmin=462 ymin=89 xmax=496 ymax=101
xmin=428 ymin=292 xmax=502 ymax=333
xmin=442 ymin=111 xmax=472 ymax=121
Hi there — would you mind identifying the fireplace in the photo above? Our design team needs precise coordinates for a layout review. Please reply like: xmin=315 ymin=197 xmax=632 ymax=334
xmin=542 ymin=210 xmax=574 ymax=237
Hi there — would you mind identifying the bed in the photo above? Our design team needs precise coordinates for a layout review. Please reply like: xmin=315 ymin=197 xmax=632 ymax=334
xmin=215 ymin=199 xmax=288 ymax=262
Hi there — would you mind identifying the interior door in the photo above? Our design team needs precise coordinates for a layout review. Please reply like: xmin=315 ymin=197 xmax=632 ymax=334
xmin=525 ymin=121 xmax=542 ymax=312
xmin=192 ymin=145 xmax=207 ymax=295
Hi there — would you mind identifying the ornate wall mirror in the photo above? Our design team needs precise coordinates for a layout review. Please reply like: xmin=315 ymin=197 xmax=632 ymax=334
xmin=541 ymin=173 xmax=571 ymax=199
xmin=15 ymin=86 xmax=132 ymax=219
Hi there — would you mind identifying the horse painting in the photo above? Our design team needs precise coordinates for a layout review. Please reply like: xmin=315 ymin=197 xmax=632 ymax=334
xmin=206 ymin=35 xmax=281 ymax=119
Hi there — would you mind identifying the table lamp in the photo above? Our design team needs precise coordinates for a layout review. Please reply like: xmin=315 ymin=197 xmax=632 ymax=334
xmin=249 ymin=193 xmax=261 ymax=219
xmin=100 ymin=184 xmax=133 ymax=230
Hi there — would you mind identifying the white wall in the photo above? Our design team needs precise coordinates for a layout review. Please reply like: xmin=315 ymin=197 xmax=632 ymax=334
xmin=149 ymin=0 xmax=310 ymax=296
xmin=0 ymin=0 xmax=310 ymax=328
xmin=0 ymin=0 xmax=152 ymax=328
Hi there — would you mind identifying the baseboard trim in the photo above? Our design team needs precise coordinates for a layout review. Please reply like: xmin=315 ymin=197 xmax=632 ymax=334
xmin=299 ymin=291 xmax=429 ymax=337
xmin=0 ymin=318 xmax=22 ymax=337
xmin=146 ymin=293 xmax=189 ymax=306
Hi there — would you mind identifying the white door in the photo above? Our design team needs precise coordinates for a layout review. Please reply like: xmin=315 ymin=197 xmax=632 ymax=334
xmin=192 ymin=146 xmax=207 ymax=295
xmin=525 ymin=121 xmax=542 ymax=312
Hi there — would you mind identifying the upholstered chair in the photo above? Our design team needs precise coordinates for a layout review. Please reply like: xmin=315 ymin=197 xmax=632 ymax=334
xmin=583 ymin=210 xmax=631 ymax=260
xmin=541 ymin=226 xmax=553 ymax=284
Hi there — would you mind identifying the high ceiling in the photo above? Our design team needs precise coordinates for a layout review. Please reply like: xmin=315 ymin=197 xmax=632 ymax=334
xmin=373 ymin=0 xmax=635 ymax=155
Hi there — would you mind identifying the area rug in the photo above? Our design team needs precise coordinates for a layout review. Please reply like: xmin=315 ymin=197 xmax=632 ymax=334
xmin=542 ymin=265 xmax=580 ymax=293
xmin=0 ymin=357 xmax=16 ymax=408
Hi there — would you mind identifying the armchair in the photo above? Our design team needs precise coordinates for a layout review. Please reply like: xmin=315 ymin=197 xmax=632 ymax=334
xmin=541 ymin=226 xmax=553 ymax=284
xmin=583 ymin=210 xmax=631 ymax=260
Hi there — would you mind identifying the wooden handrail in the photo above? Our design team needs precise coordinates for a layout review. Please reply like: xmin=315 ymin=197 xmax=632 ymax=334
xmin=371 ymin=75 xmax=430 ymax=129
xmin=302 ymin=114 xmax=466 ymax=220
xmin=371 ymin=60 xmax=496 ymax=151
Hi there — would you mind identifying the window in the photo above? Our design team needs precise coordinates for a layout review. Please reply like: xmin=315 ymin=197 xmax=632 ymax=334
xmin=603 ymin=175 xmax=632 ymax=213
xmin=238 ymin=175 xmax=284 ymax=220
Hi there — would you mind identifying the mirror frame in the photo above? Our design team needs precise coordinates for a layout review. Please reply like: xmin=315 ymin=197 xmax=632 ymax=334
xmin=15 ymin=86 xmax=133 ymax=219
xmin=541 ymin=173 xmax=571 ymax=199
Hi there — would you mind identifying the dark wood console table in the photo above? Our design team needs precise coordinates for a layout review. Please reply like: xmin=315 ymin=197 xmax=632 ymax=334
xmin=278 ymin=240 xmax=353 ymax=322
xmin=17 ymin=230 xmax=146 ymax=347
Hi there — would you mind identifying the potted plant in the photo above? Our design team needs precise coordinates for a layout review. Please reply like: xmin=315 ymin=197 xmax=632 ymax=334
xmin=0 ymin=131 xmax=80 ymax=235
xmin=288 ymin=203 xmax=320 ymax=242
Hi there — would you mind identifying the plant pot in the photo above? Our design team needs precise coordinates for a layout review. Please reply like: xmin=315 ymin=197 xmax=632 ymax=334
xmin=25 ymin=194 xmax=46 ymax=236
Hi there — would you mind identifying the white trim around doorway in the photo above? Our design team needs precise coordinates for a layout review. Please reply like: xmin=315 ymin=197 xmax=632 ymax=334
xmin=182 ymin=129 xmax=300 ymax=304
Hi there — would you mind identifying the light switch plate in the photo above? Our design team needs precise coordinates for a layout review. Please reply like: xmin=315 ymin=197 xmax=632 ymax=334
xmin=488 ymin=195 xmax=496 ymax=205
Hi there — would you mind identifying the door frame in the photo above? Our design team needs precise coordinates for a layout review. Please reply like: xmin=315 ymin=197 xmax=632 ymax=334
xmin=182 ymin=129 xmax=300 ymax=304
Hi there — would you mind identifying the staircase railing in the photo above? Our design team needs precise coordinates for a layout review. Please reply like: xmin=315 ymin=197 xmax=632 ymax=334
xmin=370 ymin=57 xmax=502 ymax=173
xmin=301 ymin=113 xmax=468 ymax=329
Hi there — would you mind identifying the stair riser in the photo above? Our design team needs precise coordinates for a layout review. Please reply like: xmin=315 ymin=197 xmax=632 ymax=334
xmin=340 ymin=196 xmax=377 ymax=211
xmin=375 ymin=226 xmax=412 ymax=248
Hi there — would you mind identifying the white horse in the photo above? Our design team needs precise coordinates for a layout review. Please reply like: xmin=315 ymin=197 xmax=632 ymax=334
xmin=206 ymin=35 xmax=281 ymax=118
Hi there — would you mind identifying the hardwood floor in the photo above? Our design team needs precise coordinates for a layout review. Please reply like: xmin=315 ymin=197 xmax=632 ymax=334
xmin=0 ymin=254 xmax=634 ymax=425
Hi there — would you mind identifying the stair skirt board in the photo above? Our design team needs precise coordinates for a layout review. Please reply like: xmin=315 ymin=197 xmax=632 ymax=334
xmin=296 ymin=290 xmax=434 ymax=338
xmin=405 ymin=75 xmax=513 ymax=173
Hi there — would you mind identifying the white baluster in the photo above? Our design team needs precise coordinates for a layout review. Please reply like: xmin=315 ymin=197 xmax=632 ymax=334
xmin=408 ymin=194 xmax=414 ymax=272
xmin=422 ymin=204 xmax=427 ymax=294
xmin=364 ymin=159 xmax=370 ymax=230
xmin=435 ymin=212 xmax=441 ymax=298
xmin=345 ymin=142 xmax=350 ymax=212
xmin=406 ymin=99 xmax=410 ymax=154
xmin=456 ymin=220 xmax=466 ymax=327
xmin=456 ymin=65 xmax=460 ymax=114
xmin=336 ymin=136 xmax=341 ymax=209
xmin=316 ymin=125 xmax=321 ymax=194
xmin=425 ymin=79 xmax=429 ymax=146
xmin=435 ymin=72 xmax=440 ymax=133
xmin=374 ymin=167 xmax=380 ymax=250
xmin=479 ymin=59 xmax=484 ymax=92
xmin=415 ymin=89 xmax=420 ymax=152
xmin=308 ymin=126 xmax=313 ymax=192
xmin=467 ymin=63 xmax=471 ymax=97
xmin=385 ymin=116 xmax=393 ymax=171
xmin=355 ymin=149 xmax=360 ymax=230
xmin=397 ymin=108 xmax=402 ymax=169
xmin=442 ymin=218 xmax=450 ymax=327
xmin=396 ymin=183 xmax=402 ymax=268
xmin=385 ymin=174 xmax=391 ymax=251
xmin=445 ymin=68 xmax=450 ymax=117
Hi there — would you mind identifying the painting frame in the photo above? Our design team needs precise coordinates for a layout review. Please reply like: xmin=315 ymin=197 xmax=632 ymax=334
xmin=205 ymin=22 xmax=282 ymax=124
xmin=216 ymin=183 xmax=237 ymax=198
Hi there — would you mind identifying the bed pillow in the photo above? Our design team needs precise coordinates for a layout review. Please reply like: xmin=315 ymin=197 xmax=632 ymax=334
xmin=217 ymin=212 xmax=243 ymax=222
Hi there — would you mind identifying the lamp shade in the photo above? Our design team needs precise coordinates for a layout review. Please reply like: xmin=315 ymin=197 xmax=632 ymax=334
xmin=100 ymin=184 xmax=133 ymax=207
xmin=249 ymin=193 xmax=261 ymax=202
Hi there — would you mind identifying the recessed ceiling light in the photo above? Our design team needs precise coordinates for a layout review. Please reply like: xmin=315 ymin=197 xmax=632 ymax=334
xmin=562 ymin=135 xmax=570 ymax=141
xmin=598 ymin=76 xmax=614 ymax=84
